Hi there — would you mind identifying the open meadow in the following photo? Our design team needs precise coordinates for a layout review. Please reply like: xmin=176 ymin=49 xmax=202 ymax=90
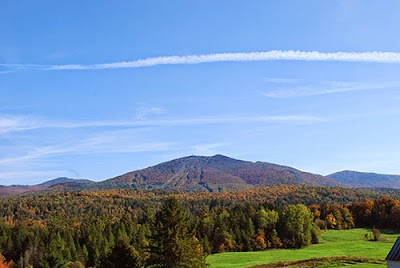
xmin=208 ymin=228 xmax=399 ymax=268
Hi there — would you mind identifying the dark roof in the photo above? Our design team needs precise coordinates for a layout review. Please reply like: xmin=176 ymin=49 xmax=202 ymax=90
xmin=387 ymin=237 xmax=400 ymax=261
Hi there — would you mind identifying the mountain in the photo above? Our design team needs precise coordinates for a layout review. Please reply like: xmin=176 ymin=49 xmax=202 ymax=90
xmin=0 ymin=177 xmax=93 ymax=196
xmin=5 ymin=156 xmax=400 ymax=195
xmin=328 ymin=170 xmax=400 ymax=188
xmin=105 ymin=154 xmax=339 ymax=192
xmin=38 ymin=177 xmax=93 ymax=188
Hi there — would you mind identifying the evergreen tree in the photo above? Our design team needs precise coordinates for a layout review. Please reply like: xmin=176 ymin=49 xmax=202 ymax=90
xmin=147 ymin=197 xmax=206 ymax=268
xmin=39 ymin=252 xmax=67 ymax=268
xmin=98 ymin=242 xmax=140 ymax=268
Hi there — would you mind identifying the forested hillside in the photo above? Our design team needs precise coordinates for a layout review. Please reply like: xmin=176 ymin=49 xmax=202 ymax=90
xmin=1 ymin=186 xmax=400 ymax=267
xmin=0 ymin=178 xmax=94 ymax=196
xmin=328 ymin=170 xmax=400 ymax=188
xmin=106 ymin=155 xmax=339 ymax=191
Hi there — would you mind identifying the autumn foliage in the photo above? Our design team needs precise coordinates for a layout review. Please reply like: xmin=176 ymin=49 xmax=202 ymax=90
xmin=0 ymin=254 xmax=12 ymax=268
xmin=0 ymin=186 xmax=399 ymax=267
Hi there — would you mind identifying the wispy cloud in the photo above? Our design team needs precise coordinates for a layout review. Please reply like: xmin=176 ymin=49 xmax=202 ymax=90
xmin=0 ymin=114 xmax=323 ymax=172
xmin=73 ymin=129 xmax=175 ymax=154
xmin=263 ymin=80 xmax=398 ymax=98
xmin=0 ymin=146 xmax=67 ymax=165
xmin=0 ymin=115 xmax=44 ymax=134
xmin=0 ymin=114 xmax=324 ymax=135
xmin=192 ymin=143 xmax=228 ymax=156
xmin=263 ymin=77 xmax=301 ymax=84
xmin=135 ymin=104 xmax=167 ymax=120
xmin=3 ymin=50 xmax=400 ymax=72
xmin=0 ymin=170 xmax=70 ymax=184
xmin=0 ymin=129 xmax=176 ymax=167
xmin=0 ymin=70 xmax=17 ymax=75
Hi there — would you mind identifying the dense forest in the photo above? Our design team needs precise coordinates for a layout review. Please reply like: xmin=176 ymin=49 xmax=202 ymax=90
xmin=0 ymin=186 xmax=400 ymax=267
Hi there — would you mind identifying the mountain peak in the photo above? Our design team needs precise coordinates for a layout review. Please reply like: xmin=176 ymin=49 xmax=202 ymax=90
xmin=106 ymin=154 xmax=338 ymax=192
xmin=38 ymin=177 xmax=93 ymax=188
xmin=210 ymin=154 xmax=231 ymax=159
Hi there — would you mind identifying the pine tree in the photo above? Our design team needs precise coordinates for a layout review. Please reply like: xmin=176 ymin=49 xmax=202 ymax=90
xmin=98 ymin=242 xmax=140 ymax=268
xmin=147 ymin=197 xmax=207 ymax=268
xmin=38 ymin=252 xmax=66 ymax=268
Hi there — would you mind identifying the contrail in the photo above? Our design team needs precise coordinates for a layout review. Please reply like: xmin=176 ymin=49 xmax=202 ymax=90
xmin=2 ymin=50 xmax=400 ymax=71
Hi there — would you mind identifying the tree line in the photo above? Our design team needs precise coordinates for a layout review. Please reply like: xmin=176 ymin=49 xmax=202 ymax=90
xmin=0 ymin=188 xmax=399 ymax=267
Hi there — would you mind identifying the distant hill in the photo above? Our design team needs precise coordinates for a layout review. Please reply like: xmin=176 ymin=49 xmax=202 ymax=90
xmin=38 ymin=177 xmax=93 ymax=188
xmin=104 ymin=154 xmax=339 ymax=192
xmin=328 ymin=170 xmax=400 ymax=188
xmin=0 ymin=177 xmax=93 ymax=196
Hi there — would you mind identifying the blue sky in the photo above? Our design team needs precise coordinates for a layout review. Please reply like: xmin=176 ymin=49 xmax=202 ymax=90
xmin=2 ymin=1 xmax=400 ymax=185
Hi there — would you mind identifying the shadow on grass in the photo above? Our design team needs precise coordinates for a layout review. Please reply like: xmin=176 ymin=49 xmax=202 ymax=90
xmin=248 ymin=256 xmax=384 ymax=268
xmin=380 ymin=228 xmax=400 ymax=235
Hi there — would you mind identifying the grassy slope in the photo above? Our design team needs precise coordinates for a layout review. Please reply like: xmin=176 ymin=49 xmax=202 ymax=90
xmin=207 ymin=228 xmax=399 ymax=268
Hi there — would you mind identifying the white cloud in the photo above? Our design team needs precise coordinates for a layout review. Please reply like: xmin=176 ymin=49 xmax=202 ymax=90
xmin=4 ymin=50 xmax=400 ymax=71
xmin=0 ymin=170 xmax=68 ymax=183
xmin=0 ymin=146 xmax=74 ymax=165
xmin=0 ymin=129 xmax=176 ymax=167
xmin=192 ymin=143 xmax=228 ymax=156
xmin=263 ymin=80 xmax=398 ymax=98
xmin=0 ymin=115 xmax=44 ymax=134
xmin=135 ymin=105 xmax=167 ymax=120
xmin=0 ymin=114 xmax=324 ymax=135
xmin=71 ymin=130 xmax=175 ymax=154
xmin=0 ymin=113 xmax=324 ymax=171
xmin=263 ymin=77 xmax=301 ymax=84
xmin=0 ymin=70 xmax=16 ymax=74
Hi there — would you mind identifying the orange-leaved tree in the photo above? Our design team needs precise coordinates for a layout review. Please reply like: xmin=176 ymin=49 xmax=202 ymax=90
xmin=0 ymin=253 xmax=12 ymax=268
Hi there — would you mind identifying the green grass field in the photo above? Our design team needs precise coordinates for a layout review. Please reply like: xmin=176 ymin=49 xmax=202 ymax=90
xmin=207 ymin=228 xmax=399 ymax=268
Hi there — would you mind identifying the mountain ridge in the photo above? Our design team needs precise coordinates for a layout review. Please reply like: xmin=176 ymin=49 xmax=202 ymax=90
xmin=104 ymin=154 xmax=339 ymax=191
xmin=0 ymin=177 xmax=93 ymax=196
xmin=2 ymin=155 xmax=400 ymax=195
xmin=328 ymin=170 xmax=400 ymax=188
